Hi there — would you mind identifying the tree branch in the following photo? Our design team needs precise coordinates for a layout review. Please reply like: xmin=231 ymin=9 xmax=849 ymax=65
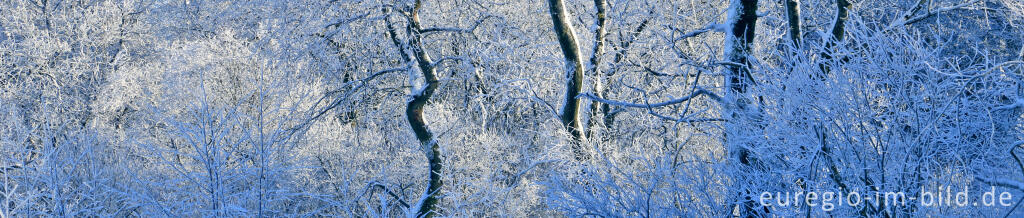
xmin=888 ymin=0 xmax=979 ymax=29
xmin=357 ymin=181 xmax=411 ymax=209
xmin=430 ymin=56 xmax=471 ymax=68
xmin=294 ymin=66 xmax=410 ymax=136
xmin=977 ymin=176 xmax=1024 ymax=192
xmin=578 ymin=88 xmax=721 ymax=109
xmin=420 ymin=15 xmax=497 ymax=34
xmin=668 ymin=23 xmax=727 ymax=42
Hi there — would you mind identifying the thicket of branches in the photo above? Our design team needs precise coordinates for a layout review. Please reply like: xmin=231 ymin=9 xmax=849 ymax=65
xmin=1 ymin=0 xmax=1023 ymax=217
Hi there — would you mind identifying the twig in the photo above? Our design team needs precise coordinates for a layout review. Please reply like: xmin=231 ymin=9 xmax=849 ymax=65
xmin=360 ymin=182 xmax=411 ymax=208
xmin=578 ymin=88 xmax=721 ymax=109
xmin=420 ymin=15 xmax=498 ymax=34
xmin=887 ymin=0 xmax=980 ymax=30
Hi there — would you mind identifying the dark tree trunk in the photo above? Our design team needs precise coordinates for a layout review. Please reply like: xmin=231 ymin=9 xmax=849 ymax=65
xmin=819 ymin=0 xmax=851 ymax=77
xmin=723 ymin=0 xmax=766 ymax=216
xmin=387 ymin=1 xmax=444 ymax=216
xmin=785 ymin=0 xmax=801 ymax=46
xmin=831 ymin=0 xmax=851 ymax=43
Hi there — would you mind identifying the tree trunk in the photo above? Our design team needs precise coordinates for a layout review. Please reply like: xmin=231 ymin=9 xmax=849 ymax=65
xmin=390 ymin=1 xmax=443 ymax=216
xmin=587 ymin=0 xmax=608 ymax=139
xmin=831 ymin=0 xmax=851 ymax=43
xmin=819 ymin=0 xmax=851 ymax=77
xmin=722 ymin=0 xmax=765 ymax=216
xmin=785 ymin=0 xmax=801 ymax=45
xmin=546 ymin=0 xmax=588 ymax=161
xmin=407 ymin=56 xmax=442 ymax=217
xmin=724 ymin=0 xmax=758 ymax=95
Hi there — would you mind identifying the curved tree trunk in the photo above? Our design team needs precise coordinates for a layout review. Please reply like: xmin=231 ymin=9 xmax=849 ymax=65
xmin=407 ymin=49 xmax=441 ymax=217
xmin=408 ymin=77 xmax=441 ymax=218
xmin=546 ymin=0 xmax=588 ymax=161
xmin=386 ymin=1 xmax=443 ymax=216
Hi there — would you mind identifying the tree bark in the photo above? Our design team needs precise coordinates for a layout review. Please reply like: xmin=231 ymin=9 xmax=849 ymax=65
xmin=819 ymin=0 xmax=851 ymax=77
xmin=587 ymin=0 xmax=608 ymax=139
xmin=830 ymin=0 xmax=851 ymax=43
xmin=724 ymin=0 xmax=758 ymax=95
xmin=546 ymin=0 xmax=588 ymax=160
xmin=387 ymin=1 xmax=443 ymax=216
xmin=785 ymin=0 xmax=801 ymax=46
xmin=722 ymin=0 xmax=766 ymax=216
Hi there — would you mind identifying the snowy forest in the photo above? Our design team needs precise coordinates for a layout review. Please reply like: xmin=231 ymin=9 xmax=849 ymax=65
xmin=2 ymin=0 xmax=1024 ymax=217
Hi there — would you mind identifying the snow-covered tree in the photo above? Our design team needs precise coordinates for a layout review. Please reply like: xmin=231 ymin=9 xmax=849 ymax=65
xmin=1 ymin=0 xmax=1022 ymax=217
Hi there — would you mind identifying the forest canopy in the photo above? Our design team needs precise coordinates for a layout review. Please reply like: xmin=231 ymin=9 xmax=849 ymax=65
xmin=1 ymin=0 xmax=1023 ymax=217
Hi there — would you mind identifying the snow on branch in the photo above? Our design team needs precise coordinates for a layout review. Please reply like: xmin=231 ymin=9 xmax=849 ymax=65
xmin=578 ymin=88 xmax=721 ymax=109
xmin=667 ymin=23 xmax=728 ymax=41
xmin=420 ymin=15 xmax=499 ymax=34
xmin=994 ymin=98 xmax=1024 ymax=111
xmin=296 ymin=65 xmax=412 ymax=133
xmin=324 ymin=11 xmax=371 ymax=31
xmin=976 ymin=176 xmax=1024 ymax=192
xmin=579 ymin=89 xmax=724 ymax=123
xmin=888 ymin=0 xmax=981 ymax=29
xmin=361 ymin=181 xmax=411 ymax=209
xmin=430 ymin=56 xmax=472 ymax=68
